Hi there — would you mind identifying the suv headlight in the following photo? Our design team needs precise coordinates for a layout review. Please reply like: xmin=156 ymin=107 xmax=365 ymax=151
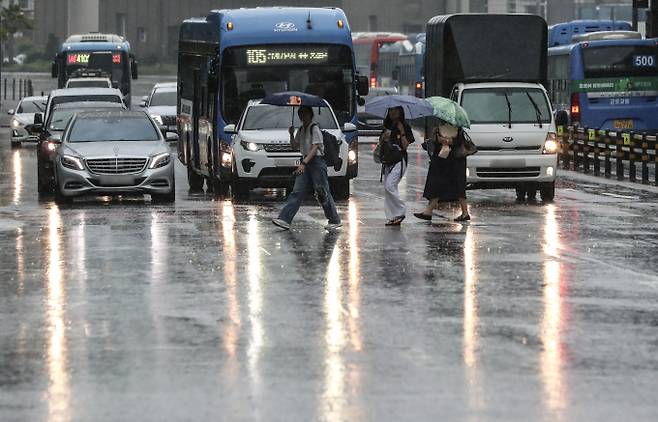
xmin=149 ymin=152 xmax=171 ymax=169
xmin=151 ymin=115 xmax=163 ymax=125
xmin=61 ymin=154 xmax=84 ymax=170
xmin=543 ymin=132 xmax=558 ymax=154
xmin=10 ymin=118 xmax=21 ymax=129
xmin=240 ymin=140 xmax=262 ymax=152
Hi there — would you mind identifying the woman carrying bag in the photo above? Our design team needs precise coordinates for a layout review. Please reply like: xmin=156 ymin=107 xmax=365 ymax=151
xmin=414 ymin=122 xmax=475 ymax=222
xmin=377 ymin=106 xmax=415 ymax=226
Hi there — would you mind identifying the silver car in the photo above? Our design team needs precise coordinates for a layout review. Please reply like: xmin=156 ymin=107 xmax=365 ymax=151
xmin=8 ymin=96 xmax=47 ymax=147
xmin=54 ymin=110 xmax=176 ymax=203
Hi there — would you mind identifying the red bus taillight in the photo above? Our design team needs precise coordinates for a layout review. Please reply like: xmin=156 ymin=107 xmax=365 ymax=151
xmin=370 ymin=76 xmax=376 ymax=88
xmin=570 ymin=93 xmax=581 ymax=124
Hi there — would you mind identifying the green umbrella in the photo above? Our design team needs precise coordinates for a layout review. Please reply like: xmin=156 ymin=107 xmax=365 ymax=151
xmin=425 ymin=96 xmax=471 ymax=129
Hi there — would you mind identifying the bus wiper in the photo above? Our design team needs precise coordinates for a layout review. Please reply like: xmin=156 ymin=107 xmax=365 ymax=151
xmin=526 ymin=92 xmax=543 ymax=128
xmin=503 ymin=92 xmax=512 ymax=129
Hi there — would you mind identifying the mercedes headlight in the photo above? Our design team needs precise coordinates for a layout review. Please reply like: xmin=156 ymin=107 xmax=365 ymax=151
xmin=151 ymin=115 xmax=163 ymax=126
xmin=149 ymin=152 xmax=171 ymax=169
xmin=61 ymin=154 xmax=84 ymax=170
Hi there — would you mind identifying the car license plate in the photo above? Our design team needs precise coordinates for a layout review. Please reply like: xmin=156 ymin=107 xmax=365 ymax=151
xmin=274 ymin=159 xmax=300 ymax=167
xmin=613 ymin=119 xmax=633 ymax=129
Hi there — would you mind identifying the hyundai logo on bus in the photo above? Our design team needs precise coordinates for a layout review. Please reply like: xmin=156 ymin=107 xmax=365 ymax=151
xmin=275 ymin=22 xmax=297 ymax=32
xmin=503 ymin=137 xmax=514 ymax=143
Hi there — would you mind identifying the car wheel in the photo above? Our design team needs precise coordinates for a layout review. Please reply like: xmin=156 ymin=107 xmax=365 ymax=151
xmin=10 ymin=141 xmax=21 ymax=149
xmin=540 ymin=182 xmax=555 ymax=202
xmin=187 ymin=165 xmax=204 ymax=192
xmin=54 ymin=185 xmax=72 ymax=205
xmin=152 ymin=185 xmax=176 ymax=203
xmin=329 ymin=177 xmax=350 ymax=201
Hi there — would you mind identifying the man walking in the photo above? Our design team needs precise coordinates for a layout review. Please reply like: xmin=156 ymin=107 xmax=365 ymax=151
xmin=272 ymin=106 xmax=342 ymax=231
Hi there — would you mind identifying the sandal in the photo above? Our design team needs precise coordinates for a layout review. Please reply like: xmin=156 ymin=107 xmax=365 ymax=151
xmin=414 ymin=212 xmax=432 ymax=221
xmin=454 ymin=214 xmax=471 ymax=222
xmin=386 ymin=216 xmax=405 ymax=226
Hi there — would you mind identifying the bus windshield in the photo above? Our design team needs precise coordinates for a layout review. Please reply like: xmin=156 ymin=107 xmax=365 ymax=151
xmin=65 ymin=51 xmax=126 ymax=86
xmin=583 ymin=45 xmax=658 ymax=78
xmin=242 ymin=105 xmax=338 ymax=130
xmin=221 ymin=44 xmax=354 ymax=125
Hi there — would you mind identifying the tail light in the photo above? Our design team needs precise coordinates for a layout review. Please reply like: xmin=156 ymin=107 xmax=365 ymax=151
xmin=370 ymin=76 xmax=376 ymax=88
xmin=415 ymin=81 xmax=423 ymax=97
xmin=570 ymin=93 xmax=581 ymax=124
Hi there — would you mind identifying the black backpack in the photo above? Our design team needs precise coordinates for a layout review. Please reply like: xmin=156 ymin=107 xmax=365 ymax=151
xmin=311 ymin=124 xmax=343 ymax=171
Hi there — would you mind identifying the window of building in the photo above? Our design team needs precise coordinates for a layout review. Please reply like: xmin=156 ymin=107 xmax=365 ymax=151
xmin=138 ymin=27 xmax=147 ymax=43
xmin=368 ymin=15 xmax=378 ymax=32
xmin=116 ymin=13 xmax=126 ymax=37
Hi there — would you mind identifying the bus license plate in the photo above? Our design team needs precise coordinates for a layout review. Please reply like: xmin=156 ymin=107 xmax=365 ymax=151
xmin=613 ymin=119 xmax=633 ymax=129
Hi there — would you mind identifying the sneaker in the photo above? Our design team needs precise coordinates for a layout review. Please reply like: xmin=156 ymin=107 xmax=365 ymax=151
xmin=325 ymin=222 xmax=343 ymax=231
xmin=272 ymin=218 xmax=291 ymax=230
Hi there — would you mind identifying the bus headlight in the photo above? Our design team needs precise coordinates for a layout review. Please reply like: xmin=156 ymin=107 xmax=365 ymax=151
xmin=151 ymin=114 xmax=163 ymax=125
xmin=61 ymin=154 xmax=84 ymax=171
xmin=543 ymin=132 xmax=558 ymax=154
xmin=348 ymin=149 xmax=357 ymax=163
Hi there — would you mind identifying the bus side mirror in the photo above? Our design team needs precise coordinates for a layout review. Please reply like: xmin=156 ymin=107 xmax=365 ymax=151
xmin=131 ymin=57 xmax=139 ymax=80
xmin=357 ymin=75 xmax=369 ymax=96
xmin=51 ymin=61 xmax=58 ymax=78
xmin=555 ymin=110 xmax=569 ymax=127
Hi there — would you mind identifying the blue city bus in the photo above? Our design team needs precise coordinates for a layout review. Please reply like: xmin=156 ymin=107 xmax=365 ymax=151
xmin=51 ymin=33 xmax=138 ymax=106
xmin=548 ymin=20 xmax=631 ymax=47
xmin=375 ymin=33 xmax=425 ymax=97
xmin=177 ymin=7 xmax=368 ymax=194
xmin=548 ymin=34 xmax=658 ymax=132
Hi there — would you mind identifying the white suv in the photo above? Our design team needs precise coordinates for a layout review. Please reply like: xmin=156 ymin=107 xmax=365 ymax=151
xmin=224 ymin=100 xmax=355 ymax=199
xmin=454 ymin=82 xmax=558 ymax=201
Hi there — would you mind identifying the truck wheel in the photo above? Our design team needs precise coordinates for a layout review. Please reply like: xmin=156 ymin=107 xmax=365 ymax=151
xmin=515 ymin=187 xmax=526 ymax=202
xmin=187 ymin=165 xmax=204 ymax=192
xmin=540 ymin=182 xmax=555 ymax=202
xmin=526 ymin=189 xmax=537 ymax=201
xmin=330 ymin=178 xmax=350 ymax=201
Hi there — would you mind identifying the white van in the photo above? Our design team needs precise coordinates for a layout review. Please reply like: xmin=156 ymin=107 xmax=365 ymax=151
xmin=453 ymin=82 xmax=558 ymax=201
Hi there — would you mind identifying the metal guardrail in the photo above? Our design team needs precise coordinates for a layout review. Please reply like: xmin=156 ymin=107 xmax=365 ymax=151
xmin=1 ymin=78 xmax=34 ymax=101
xmin=558 ymin=126 xmax=658 ymax=186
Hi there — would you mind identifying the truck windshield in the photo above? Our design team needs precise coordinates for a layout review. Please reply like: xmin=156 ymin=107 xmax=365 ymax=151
xmin=242 ymin=105 xmax=338 ymax=130
xmin=583 ymin=45 xmax=658 ymax=78
xmin=461 ymin=88 xmax=552 ymax=124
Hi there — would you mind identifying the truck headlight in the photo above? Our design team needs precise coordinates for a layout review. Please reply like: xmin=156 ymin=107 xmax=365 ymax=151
xmin=151 ymin=115 xmax=163 ymax=126
xmin=543 ymin=132 xmax=558 ymax=154
xmin=149 ymin=152 xmax=171 ymax=169
xmin=240 ymin=140 xmax=261 ymax=152
xmin=10 ymin=118 xmax=21 ymax=129
xmin=61 ymin=154 xmax=84 ymax=170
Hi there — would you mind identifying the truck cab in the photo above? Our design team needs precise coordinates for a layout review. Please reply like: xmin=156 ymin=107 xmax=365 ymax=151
xmin=452 ymin=82 xmax=558 ymax=201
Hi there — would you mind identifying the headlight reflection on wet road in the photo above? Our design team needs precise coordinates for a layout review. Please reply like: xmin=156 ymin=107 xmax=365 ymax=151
xmin=247 ymin=213 xmax=263 ymax=400
xmin=221 ymin=201 xmax=240 ymax=368
xmin=463 ymin=226 xmax=483 ymax=409
xmin=13 ymin=150 xmax=22 ymax=205
xmin=541 ymin=204 xmax=567 ymax=413
xmin=46 ymin=206 xmax=71 ymax=422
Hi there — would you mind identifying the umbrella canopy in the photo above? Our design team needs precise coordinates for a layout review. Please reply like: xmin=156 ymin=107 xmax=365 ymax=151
xmin=261 ymin=91 xmax=328 ymax=108
xmin=365 ymin=95 xmax=434 ymax=120
xmin=425 ymin=96 xmax=471 ymax=129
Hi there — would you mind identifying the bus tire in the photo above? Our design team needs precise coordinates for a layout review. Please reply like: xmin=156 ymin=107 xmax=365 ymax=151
xmin=540 ymin=182 xmax=555 ymax=202
xmin=187 ymin=165 xmax=204 ymax=192
xmin=329 ymin=177 xmax=350 ymax=201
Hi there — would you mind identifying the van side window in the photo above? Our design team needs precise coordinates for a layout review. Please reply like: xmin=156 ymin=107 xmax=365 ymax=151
xmin=450 ymin=87 xmax=459 ymax=102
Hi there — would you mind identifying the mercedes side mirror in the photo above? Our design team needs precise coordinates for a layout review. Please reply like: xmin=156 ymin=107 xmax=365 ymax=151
xmin=224 ymin=124 xmax=237 ymax=135
xmin=7 ymin=109 xmax=14 ymax=115
xmin=555 ymin=110 xmax=569 ymax=127
xmin=165 ymin=132 xmax=179 ymax=142
xmin=343 ymin=122 xmax=357 ymax=132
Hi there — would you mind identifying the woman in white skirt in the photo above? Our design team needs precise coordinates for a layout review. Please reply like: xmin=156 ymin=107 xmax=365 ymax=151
xmin=379 ymin=107 xmax=415 ymax=226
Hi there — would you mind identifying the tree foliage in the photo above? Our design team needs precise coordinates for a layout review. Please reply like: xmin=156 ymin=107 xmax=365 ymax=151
xmin=0 ymin=4 xmax=33 ymax=43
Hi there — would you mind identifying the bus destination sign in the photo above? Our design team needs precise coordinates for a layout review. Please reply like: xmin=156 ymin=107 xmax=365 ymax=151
xmin=245 ymin=47 xmax=329 ymax=65
xmin=67 ymin=53 xmax=122 ymax=65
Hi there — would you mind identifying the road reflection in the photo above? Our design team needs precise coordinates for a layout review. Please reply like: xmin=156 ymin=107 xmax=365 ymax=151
xmin=463 ymin=226 xmax=483 ymax=411
xmin=221 ymin=201 xmax=240 ymax=380
xmin=541 ymin=204 xmax=567 ymax=413
xmin=247 ymin=212 xmax=263 ymax=400
xmin=16 ymin=227 xmax=25 ymax=294
xmin=46 ymin=206 xmax=71 ymax=422
xmin=322 ymin=200 xmax=362 ymax=421
xmin=13 ymin=149 xmax=22 ymax=205
xmin=150 ymin=211 xmax=167 ymax=283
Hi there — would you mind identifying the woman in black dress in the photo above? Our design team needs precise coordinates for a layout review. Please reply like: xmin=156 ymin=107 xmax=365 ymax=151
xmin=414 ymin=123 xmax=470 ymax=222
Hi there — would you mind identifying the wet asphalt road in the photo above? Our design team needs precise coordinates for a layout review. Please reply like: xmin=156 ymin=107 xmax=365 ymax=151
xmin=1 ymin=120 xmax=658 ymax=418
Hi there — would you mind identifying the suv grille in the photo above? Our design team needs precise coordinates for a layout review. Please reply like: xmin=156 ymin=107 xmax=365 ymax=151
xmin=86 ymin=158 xmax=147 ymax=175
xmin=264 ymin=144 xmax=298 ymax=153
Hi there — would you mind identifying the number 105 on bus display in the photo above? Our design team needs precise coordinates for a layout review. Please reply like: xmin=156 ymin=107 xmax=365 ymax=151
xmin=633 ymin=55 xmax=656 ymax=67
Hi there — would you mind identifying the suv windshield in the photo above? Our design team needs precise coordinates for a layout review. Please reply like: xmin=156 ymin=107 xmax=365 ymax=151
xmin=461 ymin=88 xmax=552 ymax=124
xmin=150 ymin=90 xmax=176 ymax=107
xmin=242 ymin=105 xmax=338 ymax=130
xmin=68 ymin=116 xmax=160 ymax=142
xmin=17 ymin=99 xmax=46 ymax=113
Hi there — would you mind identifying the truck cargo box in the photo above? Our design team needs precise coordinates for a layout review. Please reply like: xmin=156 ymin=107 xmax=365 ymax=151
xmin=425 ymin=14 xmax=548 ymax=97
